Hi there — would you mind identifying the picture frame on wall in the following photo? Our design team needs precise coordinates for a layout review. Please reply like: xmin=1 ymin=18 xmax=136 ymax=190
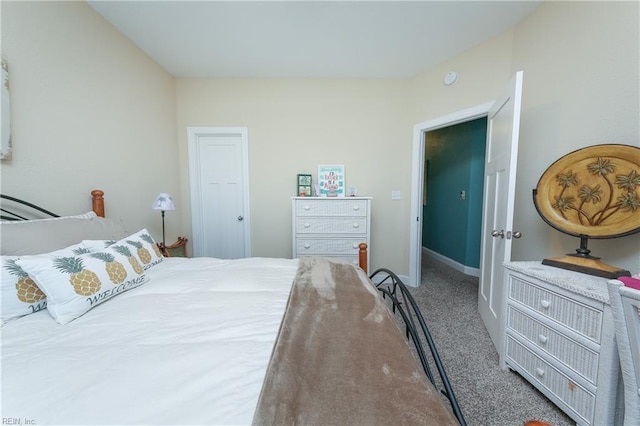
xmin=318 ymin=165 xmax=345 ymax=197
xmin=297 ymin=174 xmax=312 ymax=196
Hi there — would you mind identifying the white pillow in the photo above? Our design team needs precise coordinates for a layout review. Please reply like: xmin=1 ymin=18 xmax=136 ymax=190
xmin=1 ymin=243 xmax=90 ymax=324
xmin=1 ymin=214 xmax=127 ymax=256
xmin=83 ymin=229 xmax=164 ymax=270
xmin=16 ymin=244 xmax=147 ymax=325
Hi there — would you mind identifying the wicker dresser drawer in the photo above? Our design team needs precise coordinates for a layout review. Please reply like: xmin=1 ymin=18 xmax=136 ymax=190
xmin=505 ymin=336 xmax=595 ymax=425
xmin=295 ymin=199 xmax=368 ymax=217
xmin=296 ymin=238 xmax=364 ymax=255
xmin=507 ymin=306 xmax=599 ymax=384
xmin=295 ymin=217 xmax=367 ymax=234
xmin=508 ymin=275 xmax=603 ymax=343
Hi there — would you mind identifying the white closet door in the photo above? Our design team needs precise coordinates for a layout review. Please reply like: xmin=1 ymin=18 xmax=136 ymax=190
xmin=188 ymin=127 xmax=251 ymax=258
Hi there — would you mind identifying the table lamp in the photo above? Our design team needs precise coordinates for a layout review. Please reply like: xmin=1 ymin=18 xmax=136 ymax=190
xmin=151 ymin=192 xmax=176 ymax=247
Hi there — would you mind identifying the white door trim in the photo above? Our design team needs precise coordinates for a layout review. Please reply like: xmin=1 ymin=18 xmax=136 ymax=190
xmin=409 ymin=101 xmax=494 ymax=286
xmin=187 ymin=126 xmax=251 ymax=258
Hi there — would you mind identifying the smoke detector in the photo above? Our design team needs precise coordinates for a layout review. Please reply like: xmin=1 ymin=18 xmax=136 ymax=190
xmin=444 ymin=71 xmax=458 ymax=86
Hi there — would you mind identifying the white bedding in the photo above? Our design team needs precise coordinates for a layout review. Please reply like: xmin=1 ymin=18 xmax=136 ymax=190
xmin=1 ymin=256 xmax=299 ymax=425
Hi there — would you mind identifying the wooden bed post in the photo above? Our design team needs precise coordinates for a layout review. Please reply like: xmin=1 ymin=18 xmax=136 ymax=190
xmin=358 ymin=243 xmax=368 ymax=273
xmin=91 ymin=190 xmax=105 ymax=217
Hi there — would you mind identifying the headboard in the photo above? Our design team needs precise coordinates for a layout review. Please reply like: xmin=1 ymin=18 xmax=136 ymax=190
xmin=1 ymin=189 xmax=105 ymax=221
xmin=0 ymin=194 xmax=60 ymax=221
xmin=90 ymin=190 xmax=105 ymax=218
xmin=0 ymin=189 xmax=123 ymax=256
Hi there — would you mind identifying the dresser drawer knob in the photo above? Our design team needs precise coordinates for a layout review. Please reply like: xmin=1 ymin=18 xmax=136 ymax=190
xmin=535 ymin=368 xmax=545 ymax=377
xmin=304 ymin=223 xmax=310 ymax=228
xmin=304 ymin=205 xmax=310 ymax=210
xmin=304 ymin=243 xmax=311 ymax=249
xmin=352 ymin=244 xmax=358 ymax=249
xmin=353 ymin=223 xmax=359 ymax=228
xmin=540 ymin=300 xmax=551 ymax=309
xmin=353 ymin=205 xmax=360 ymax=211
xmin=538 ymin=335 xmax=548 ymax=344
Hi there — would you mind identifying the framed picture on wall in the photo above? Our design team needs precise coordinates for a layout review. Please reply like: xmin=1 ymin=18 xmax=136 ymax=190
xmin=318 ymin=165 xmax=345 ymax=197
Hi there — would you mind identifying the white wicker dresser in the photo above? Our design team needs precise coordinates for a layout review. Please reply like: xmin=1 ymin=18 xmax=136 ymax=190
xmin=501 ymin=261 xmax=623 ymax=426
xmin=291 ymin=197 xmax=371 ymax=267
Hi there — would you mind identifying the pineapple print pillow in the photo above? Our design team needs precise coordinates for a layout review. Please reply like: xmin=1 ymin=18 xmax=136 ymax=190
xmin=16 ymin=243 xmax=148 ymax=325
xmin=83 ymin=228 xmax=164 ymax=270
xmin=1 ymin=243 xmax=88 ymax=324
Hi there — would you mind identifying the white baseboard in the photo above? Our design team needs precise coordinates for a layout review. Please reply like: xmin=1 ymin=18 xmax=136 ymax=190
xmin=422 ymin=247 xmax=480 ymax=278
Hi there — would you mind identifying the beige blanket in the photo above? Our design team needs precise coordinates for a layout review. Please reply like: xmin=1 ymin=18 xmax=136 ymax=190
xmin=253 ymin=257 xmax=459 ymax=425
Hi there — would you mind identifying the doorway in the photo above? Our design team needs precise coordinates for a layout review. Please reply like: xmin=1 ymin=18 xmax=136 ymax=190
xmin=409 ymin=102 xmax=493 ymax=287
xmin=410 ymin=71 xmax=524 ymax=354
xmin=422 ymin=118 xmax=487 ymax=277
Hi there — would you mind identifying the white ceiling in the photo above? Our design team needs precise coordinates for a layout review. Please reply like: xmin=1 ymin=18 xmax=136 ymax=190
xmin=87 ymin=1 xmax=541 ymax=79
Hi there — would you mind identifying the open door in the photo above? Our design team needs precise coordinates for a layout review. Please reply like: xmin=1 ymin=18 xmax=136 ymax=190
xmin=477 ymin=71 xmax=524 ymax=355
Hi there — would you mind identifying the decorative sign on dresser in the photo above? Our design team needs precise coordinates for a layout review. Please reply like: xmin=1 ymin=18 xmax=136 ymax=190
xmin=501 ymin=262 xmax=623 ymax=426
xmin=292 ymin=197 xmax=371 ymax=267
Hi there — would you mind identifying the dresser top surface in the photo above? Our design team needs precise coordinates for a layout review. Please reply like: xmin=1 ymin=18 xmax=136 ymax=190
xmin=292 ymin=196 xmax=372 ymax=200
xmin=504 ymin=261 xmax=610 ymax=304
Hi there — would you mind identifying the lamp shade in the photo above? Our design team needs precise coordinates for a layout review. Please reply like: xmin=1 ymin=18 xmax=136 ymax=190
xmin=152 ymin=193 xmax=176 ymax=211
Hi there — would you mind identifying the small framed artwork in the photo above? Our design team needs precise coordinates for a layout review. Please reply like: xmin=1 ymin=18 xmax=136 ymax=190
xmin=297 ymin=174 xmax=312 ymax=196
xmin=318 ymin=165 xmax=345 ymax=197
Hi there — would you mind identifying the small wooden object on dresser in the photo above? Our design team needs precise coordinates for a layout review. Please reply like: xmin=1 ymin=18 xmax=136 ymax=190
xmin=501 ymin=262 xmax=623 ymax=426
xmin=158 ymin=237 xmax=188 ymax=258
xmin=292 ymin=197 xmax=371 ymax=269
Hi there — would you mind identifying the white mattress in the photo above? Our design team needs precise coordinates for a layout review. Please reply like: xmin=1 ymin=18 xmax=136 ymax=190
xmin=0 ymin=256 xmax=299 ymax=425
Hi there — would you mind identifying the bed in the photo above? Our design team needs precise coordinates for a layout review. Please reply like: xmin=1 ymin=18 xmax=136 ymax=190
xmin=1 ymin=190 xmax=465 ymax=425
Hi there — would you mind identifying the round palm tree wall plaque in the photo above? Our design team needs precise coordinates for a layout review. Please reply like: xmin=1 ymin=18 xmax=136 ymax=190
xmin=533 ymin=144 xmax=640 ymax=278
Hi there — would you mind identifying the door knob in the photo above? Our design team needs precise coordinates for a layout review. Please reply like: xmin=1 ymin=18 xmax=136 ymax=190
xmin=237 ymin=216 xmax=244 ymax=221
xmin=506 ymin=231 xmax=522 ymax=239
xmin=491 ymin=230 xmax=505 ymax=238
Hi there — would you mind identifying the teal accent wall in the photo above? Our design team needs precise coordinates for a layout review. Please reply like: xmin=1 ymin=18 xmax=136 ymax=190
xmin=422 ymin=118 xmax=487 ymax=268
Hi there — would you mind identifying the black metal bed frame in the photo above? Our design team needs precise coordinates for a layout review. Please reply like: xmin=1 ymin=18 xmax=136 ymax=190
xmin=370 ymin=267 xmax=467 ymax=426
xmin=0 ymin=194 xmax=60 ymax=221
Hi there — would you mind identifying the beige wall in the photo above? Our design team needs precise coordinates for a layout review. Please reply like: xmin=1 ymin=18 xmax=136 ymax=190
xmin=407 ymin=29 xmax=515 ymax=123
xmin=3 ymin=1 xmax=639 ymax=274
xmin=510 ymin=1 xmax=640 ymax=271
xmin=0 ymin=1 xmax=181 ymax=243
xmin=407 ymin=1 xmax=640 ymax=274
xmin=174 ymin=32 xmax=515 ymax=273
xmin=176 ymin=79 xmax=411 ymax=271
